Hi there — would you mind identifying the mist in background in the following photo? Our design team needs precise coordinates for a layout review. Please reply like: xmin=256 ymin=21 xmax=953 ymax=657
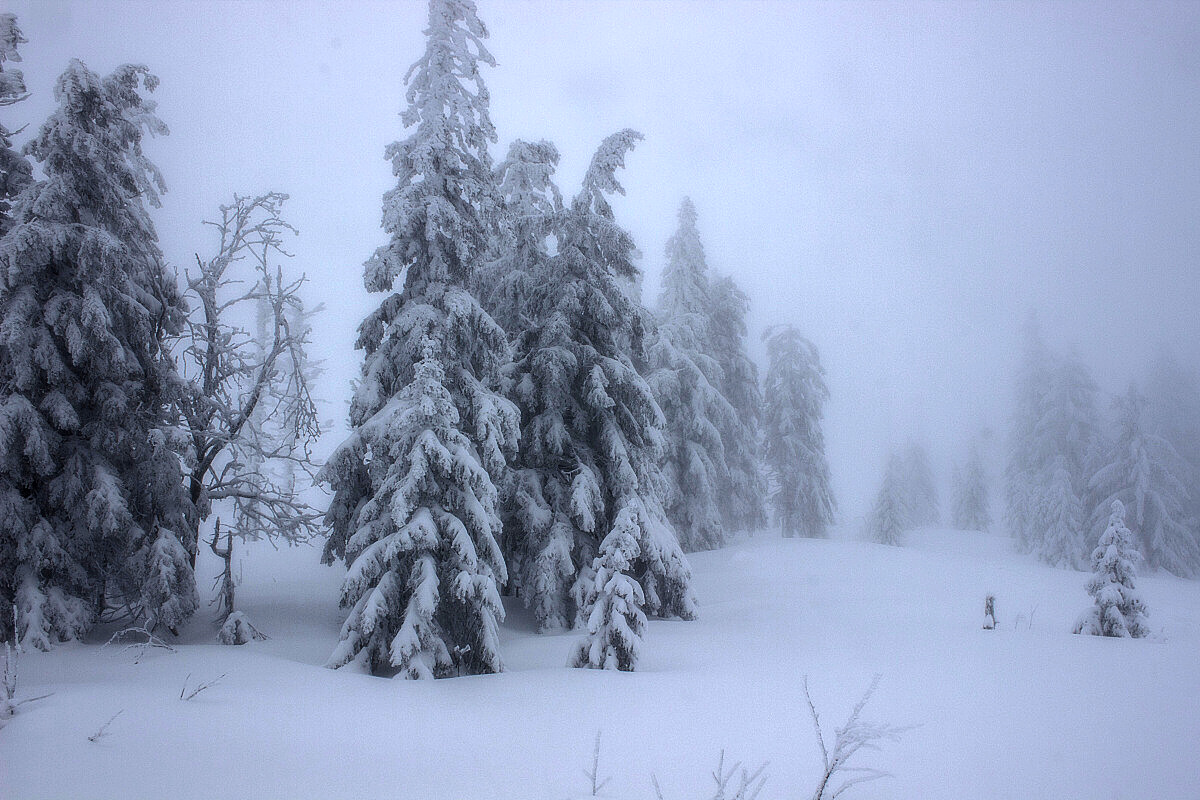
xmin=11 ymin=0 xmax=1200 ymax=519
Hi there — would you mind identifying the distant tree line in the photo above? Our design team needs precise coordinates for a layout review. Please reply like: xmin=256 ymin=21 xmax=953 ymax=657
xmin=1007 ymin=315 xmax=1200 ymax=576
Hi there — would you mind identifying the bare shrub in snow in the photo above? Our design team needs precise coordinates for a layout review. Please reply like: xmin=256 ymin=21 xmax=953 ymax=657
xmin=983 ymin=595 xmax=996 ymax=630
xmin=805 ymin=676 xmax=911 ymax=800
xmin=582 ymin=731 xmax=612 ymax=796
xmin=651 ymin=750 xmax=768 ymax=800
xmin=216 ymin=611 xmax=267 ymax=645
xmin=87 ymin=710 xmax=122 ymax=743
xmin=179 ymin=672 xmax=226 ymax=701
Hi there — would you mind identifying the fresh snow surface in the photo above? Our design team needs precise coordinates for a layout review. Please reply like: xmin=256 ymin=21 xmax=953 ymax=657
xmin=3 ymin=527 xmax=1198 ymax=799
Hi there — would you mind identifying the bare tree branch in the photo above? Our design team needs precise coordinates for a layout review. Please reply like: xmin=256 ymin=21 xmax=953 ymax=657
xmin=171 ymin=193 xmax=324 ymax=631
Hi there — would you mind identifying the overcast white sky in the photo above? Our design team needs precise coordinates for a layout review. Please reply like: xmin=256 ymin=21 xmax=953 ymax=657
xmin=10 ymin=1 xmax=1200 ymax=518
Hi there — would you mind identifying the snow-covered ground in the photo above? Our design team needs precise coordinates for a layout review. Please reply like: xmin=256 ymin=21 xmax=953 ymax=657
xmin=3 ymin=527 xmax=1198 ymax=799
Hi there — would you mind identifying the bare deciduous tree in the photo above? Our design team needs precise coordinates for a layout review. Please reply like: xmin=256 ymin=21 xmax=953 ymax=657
xmin=175 ymin=193 xmax=323 ymax=633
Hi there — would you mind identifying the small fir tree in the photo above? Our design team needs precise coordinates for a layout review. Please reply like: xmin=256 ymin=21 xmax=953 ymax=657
xmin=1074 ymin=499 xmax=1149 ymax=638
xmin=762 ymin=325 xmax=835 ymax=538
xmin=570 ymin=507 xmax=646 ymax=671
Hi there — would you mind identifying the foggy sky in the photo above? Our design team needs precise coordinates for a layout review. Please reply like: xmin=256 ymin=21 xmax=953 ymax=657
xmin=11 ymin=1 xmax=1200 ymax=518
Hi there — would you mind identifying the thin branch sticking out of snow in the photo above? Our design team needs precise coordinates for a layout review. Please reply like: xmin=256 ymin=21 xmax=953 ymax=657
xmin=88 ymin=711 xmax=122 ymax=743
xmin=103 ymin=625 xmax=178 ymax=664
xmin=583 ymin=730 xmax=612 ymax=796
xmin=652 ymin=750 xmax=768 ymax=800
xmin=804 ymin=675 xmax=913 ymax=800
xmin=2 ymin=641 xmax=53 ymax=726
xmin=180 ymin=673 xmax=226 ymax=701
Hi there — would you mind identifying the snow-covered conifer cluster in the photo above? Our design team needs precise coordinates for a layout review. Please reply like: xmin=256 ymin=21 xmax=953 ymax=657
xmin=319 ymin=0 xmax=837 ymax=673
xmin=1005 ymin=317 xmax=1200 ymax=576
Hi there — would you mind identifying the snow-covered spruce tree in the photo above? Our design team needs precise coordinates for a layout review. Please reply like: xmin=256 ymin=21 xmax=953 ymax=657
xmin=1005 ymin=313 xmax=1052 ymax=552
xmin=1005 ymin=318 xmax=1102 ymax=567
xmin=1144 ymin=349 xmax=1200 ymax=524
xmin=1074 ymin=499 xmax=1149 ymax=638
xmin=708 ymin=273 xmax=768 ymax=534
xmin=0 ymin=14 xmax=32 ymax=238
xmin=0 ymin=61 xmax=195 ymax=648
xmin=474 ymin=138 xmax=561 ymax=337
xmin=951 ymin=444 xmax=990 ymax=532
xmin=570 ymin=506 xmax=646 ymax=671
xmin=1033 ymin=351 xmax=1103 ymax=564
xmin=498 ymin=132 xmax=696 ymax=640
xmin=761 ymin=325 xmax=835 ymax=538
xmin=866 ymin=454 xmax=908 ymax=546
xmin=484 ymin=138 xmax=575 ymax=630
xmin=900 ymin=441 xmax=939 ymax=527
xmin=176 ymin=193 xmax=323 ymax=633
xmin=1089 ymin=385 xmax=1198 ymax=577
xmin=320 ymin=0 xmax=519 ymax=677
xmin=1038 ymin=457 xmax=1085 ymax=569
xmin=648 ymin=198 xmax=734 ymax=552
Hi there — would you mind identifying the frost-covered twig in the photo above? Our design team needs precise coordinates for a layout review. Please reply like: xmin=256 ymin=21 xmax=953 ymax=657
xmin=88 ymin=710 xmax=122 ymax=742
xmin=1 ymin=643 xmax=51 ymax=726
xmin=103 ymin=625 xmax=177 ymax=663
xmin=804 ymin=675 xmax=912 ymax=800
xmin=651 ymin=750 xmax=767 ymax=800
xmin=180 ymin=672 xmax=226 ymax=701
xmin=583 ymin=730 xmax=612 ymax=796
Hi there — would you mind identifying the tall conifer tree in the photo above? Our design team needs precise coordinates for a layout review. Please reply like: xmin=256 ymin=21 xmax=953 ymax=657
xmin=0 ymin=61 xmax=194 ymax=647
xmin=951 ymin=444 xmax=991 ymax=532
xmin=321 ymin=0 xmax=519 ymax=677
xmin=649 ymin=199 xmax=733 ymax=552
xmin=708 ymin=274 xmax=767 ymax=533
xmin=761 ymin=325 xmax=835 ymax=538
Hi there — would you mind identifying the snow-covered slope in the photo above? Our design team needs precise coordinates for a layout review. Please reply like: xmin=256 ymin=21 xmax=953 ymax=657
xmin=3 ymin=528 xmax=1198 ymax=799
